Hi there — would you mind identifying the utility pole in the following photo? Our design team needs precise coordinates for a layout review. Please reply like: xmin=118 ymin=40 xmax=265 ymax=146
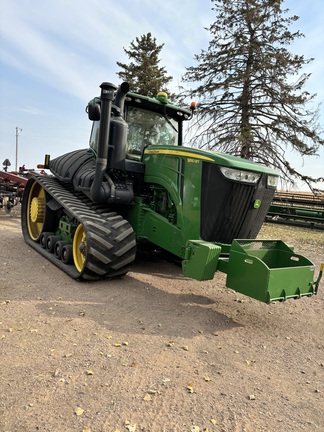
xmin=15 ymin=127 xmax=22 ymax=172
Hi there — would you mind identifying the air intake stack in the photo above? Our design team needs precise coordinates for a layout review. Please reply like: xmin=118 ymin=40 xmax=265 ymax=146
xmin=108 ymin=81 xmax=130 ymax=171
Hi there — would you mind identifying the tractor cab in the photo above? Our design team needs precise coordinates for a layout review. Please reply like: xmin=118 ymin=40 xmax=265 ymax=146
xmin=88 ymin=89 xmax=192 ymax=162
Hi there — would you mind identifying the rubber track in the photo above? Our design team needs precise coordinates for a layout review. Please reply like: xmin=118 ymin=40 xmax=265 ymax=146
xmin=22 ymin=175 xmax=136 ymax=280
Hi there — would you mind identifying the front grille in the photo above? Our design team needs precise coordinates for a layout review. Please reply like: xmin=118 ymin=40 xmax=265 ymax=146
xmin=200 ymin=163 xmax=275 ymax=244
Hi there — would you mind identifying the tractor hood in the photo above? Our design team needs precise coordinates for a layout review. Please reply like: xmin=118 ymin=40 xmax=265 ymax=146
xmin=144 ymin=145 xmax=279 ymax=176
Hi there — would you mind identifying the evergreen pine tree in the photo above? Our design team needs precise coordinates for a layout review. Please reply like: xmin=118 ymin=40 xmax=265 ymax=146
xmin=116 ymin=33 xmax=173 ymax=98
xmin=183 ymin=0 xmax=324 ymax=187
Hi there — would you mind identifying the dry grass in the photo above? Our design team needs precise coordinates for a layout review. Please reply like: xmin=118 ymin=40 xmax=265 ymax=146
xmin=258 ymin=222 xmax=324 ymax=255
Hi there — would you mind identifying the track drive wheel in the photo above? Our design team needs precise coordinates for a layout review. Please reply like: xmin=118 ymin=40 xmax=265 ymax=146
xmin=26 ymin=181 xmax=46 ymax=240
xmin=22 ymin=178 xmax=57 ymax=243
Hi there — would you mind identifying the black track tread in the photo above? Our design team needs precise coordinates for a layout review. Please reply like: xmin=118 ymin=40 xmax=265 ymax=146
xmin=22 ymin=175 xmax=136 ymax=280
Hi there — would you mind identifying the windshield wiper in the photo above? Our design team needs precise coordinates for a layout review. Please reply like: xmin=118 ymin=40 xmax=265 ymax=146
xmin=163 ymin=114 xmax=178 ymax=133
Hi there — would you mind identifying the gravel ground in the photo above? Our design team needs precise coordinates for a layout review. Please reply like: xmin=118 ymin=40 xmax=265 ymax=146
xmin=0 ymin=207 xmax=323 ymax=432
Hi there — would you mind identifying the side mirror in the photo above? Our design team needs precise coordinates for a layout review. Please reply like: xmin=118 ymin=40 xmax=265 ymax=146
xmin=87 ymin=102 xmax=101 ymax=121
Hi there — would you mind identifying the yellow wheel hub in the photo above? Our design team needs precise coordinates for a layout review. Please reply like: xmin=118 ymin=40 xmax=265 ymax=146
xmin=26 ymin=181 xmax=46 ymax=241
xmin=30 ymin=197 xmax=45 ymax=223
xmin=73 ymin=224 xmax=87 ymax=272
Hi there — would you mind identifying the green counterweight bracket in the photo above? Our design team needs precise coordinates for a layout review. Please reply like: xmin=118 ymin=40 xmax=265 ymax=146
xmin=182 ymin=240 xmax=221 ymax=280
xmin=181 ymin=239 xmax=321 ymax=304
xmin=219 ymin=240 xmax=318 ymax=303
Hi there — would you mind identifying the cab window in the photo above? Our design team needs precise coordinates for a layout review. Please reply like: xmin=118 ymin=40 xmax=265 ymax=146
xmin=89 ymin=121 xmax=100 ymax=153
xmin=126 ymin=106 xmax=178 ymax=160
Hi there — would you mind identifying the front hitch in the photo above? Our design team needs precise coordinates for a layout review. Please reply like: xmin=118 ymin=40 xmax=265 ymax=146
xmin=182 ymin=239 xmax=321 ymax=304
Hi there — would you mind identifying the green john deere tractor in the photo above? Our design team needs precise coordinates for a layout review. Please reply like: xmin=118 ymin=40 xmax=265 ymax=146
xmin=21 ymin=82 xmax=323 ymax=303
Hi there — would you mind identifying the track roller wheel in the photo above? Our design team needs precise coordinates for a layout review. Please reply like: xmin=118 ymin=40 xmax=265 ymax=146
xmin=46 ymin=235 xmax=61 ymax=253
xmin=40 ymin=232 xmax=53 ymax=249
xmin=62 ymin=244 xmax=73 ymax=265
xmin=55 ymin=241 xmax=70 ymax=260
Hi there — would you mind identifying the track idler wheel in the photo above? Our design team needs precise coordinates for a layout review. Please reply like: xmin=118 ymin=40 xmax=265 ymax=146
xmin=73 ymin=223 xmax=87 ymax=272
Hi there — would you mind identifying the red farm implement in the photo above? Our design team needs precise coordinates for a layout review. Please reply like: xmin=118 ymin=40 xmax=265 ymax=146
xmin=0 ymin=170 xmax=27 ymax=213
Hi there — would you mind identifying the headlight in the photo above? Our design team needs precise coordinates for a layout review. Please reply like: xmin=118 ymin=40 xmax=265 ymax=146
xmin=220 ymin=167 xmax=261 ymax=184
xmin=267 ymin=175 xmax=278 ymax=188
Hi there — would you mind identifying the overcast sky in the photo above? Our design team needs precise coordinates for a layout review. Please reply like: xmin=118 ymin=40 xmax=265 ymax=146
xmin=1 ymin=0 xmax=323 ymax=190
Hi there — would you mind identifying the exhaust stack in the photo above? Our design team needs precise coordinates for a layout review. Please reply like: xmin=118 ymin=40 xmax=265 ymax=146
xmin=90 ymin=82 xmax=116 ymax=202
xmin=90 ymin=82 xmax=133 ymax=204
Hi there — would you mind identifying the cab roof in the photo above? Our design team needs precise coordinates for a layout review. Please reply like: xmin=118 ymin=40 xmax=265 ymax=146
xmin=125 ymin=92 xmax=192 ymax=122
